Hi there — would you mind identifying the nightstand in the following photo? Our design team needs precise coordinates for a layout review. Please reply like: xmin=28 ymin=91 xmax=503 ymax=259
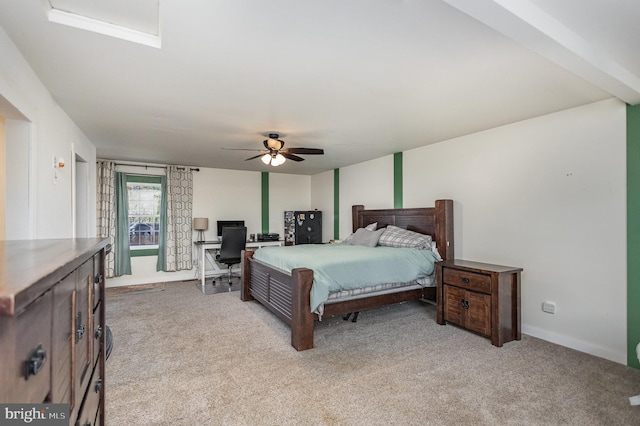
xmin=436 ymin=259 xmax=522 ymax=347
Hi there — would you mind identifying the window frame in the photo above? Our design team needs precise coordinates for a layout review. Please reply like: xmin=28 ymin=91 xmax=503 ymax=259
xmin=126 ymin=174 xmax=162 ymax=257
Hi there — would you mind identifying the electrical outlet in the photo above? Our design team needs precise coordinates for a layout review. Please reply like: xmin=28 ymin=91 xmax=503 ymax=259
xmin=542 ymin=301 xmax=556 ymax=314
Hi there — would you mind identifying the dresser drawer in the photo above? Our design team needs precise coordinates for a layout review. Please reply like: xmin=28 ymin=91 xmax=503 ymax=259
xmin=92 ymin=300 xmax=103 ymax=365
xmin=443 ymin=268 xmax=491 ymax=294
xmin=76 ymin=354 xmax=103 ymax=426
xmin=93 ymin=253 xmax=103 ymax=310
xmin=0 ymin=290 xmax=53 ymax=403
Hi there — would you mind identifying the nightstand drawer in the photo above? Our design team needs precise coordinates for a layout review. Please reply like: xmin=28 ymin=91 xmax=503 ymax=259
xmin=443 ymin=268 xmax=491 ymax=293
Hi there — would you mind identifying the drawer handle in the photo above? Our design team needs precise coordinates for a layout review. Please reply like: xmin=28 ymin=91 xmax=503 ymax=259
xmin=460 ymin=298 xmax=469 ymax=310
xmin=95 ymin=378 xmax=103 ymax=393
xmin=461 ymin=277 xmax=470 ymax=284
xmin=24 ymin=343 xmax=47 ymax=380
xmin=76 ymin=312 xmax=86 ymax=342
xmin=95 ymin=326 xmax=103 ymax=340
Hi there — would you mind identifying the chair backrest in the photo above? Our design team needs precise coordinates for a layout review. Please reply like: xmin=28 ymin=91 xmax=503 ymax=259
xmin=218 ymin=226 xmax=247 ymax=263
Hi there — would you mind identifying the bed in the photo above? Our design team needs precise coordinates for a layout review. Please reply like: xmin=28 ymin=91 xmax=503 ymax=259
xmin=240 ymin=199 xmax=454 ymax=351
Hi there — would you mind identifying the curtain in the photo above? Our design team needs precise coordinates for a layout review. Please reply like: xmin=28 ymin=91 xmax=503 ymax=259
xmin=96 ymin=161 xmax=116 ymax=277
xmin=156 ymin=175 xmax=168 ymax=271
xmin=158 ymin=166 xmax=193 ymax=271
xmin=114 ymin=172 xmax=132 ymax=276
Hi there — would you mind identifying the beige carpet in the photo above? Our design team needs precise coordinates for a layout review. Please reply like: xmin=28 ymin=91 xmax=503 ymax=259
xmin=105 ymin=281 xmax=640 ymax=425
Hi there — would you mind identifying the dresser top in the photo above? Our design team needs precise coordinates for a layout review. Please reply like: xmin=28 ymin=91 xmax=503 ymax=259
xmin=0 ymin=238 xmax=109 ymax=316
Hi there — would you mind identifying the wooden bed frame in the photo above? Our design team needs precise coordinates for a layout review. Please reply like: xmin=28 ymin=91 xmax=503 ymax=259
xmin=240 ymin=199 xmax=454 ymax=351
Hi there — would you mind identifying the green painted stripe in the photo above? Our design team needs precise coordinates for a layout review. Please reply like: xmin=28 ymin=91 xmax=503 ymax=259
xmin=262 ymin=172 xmax=269 ymax=234
xmin=394 ymin=152 xmax=403 ymax=208
xmin=334 ymin=168 xmax=340 ymax=239
xmin=627 ymin=104 xmax=640 ymax=369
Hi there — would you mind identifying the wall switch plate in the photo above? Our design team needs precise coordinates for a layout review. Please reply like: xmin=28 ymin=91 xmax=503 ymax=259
xmin=542 ymin=301 xmax=556 ymax=314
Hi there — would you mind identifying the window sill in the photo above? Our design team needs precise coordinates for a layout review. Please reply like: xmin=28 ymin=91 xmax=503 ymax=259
xmin=130 ymin=248 xmax=159 ymax=257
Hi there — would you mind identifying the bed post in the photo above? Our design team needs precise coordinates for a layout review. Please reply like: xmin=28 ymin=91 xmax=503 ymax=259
xmin=435 ymin=199 xmax=454 ymax=261
xmin=240 ymin=250 xmax=255 ymax=301
xmin=352 ymin=205 xmax=364 ymax=233
xmin=290 ymin=267 xmax=315 ymax=351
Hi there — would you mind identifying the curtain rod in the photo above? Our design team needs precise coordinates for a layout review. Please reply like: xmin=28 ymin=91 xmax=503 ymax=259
xmin=112 ymin=162 xmax=200 ymax=172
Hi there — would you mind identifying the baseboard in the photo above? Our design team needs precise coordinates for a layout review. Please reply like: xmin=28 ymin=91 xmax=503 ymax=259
xmin=105 ymin=282 xmax=165 ymax=296
xmin=106 ymin=270 xmax=195 ymax=288
xmin=522 ymin=324 xmax=626 ymax=365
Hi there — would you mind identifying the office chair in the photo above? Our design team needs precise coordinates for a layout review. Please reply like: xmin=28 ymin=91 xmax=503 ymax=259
xmin=215 ymin=226 xmax=247 ymax=284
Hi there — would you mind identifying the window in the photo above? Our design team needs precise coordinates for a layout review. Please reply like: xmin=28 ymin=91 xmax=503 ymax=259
xmin=127 ymin=175 xmax=162 ymax=255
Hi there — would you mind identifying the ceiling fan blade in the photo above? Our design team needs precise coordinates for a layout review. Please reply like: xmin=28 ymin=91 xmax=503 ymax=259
xmin=245 ymin=154 xmax=266 ymax=161
xmin=281 ymin=152 xmax=305 ymax=162
xmin=283 ymin=147 xmax=324 ymax=155
xmin=222 ymin=147 xmax=264 ymax=152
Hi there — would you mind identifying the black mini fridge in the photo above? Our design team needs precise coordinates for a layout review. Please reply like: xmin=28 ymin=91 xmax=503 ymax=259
xmin=284 ymin=210 xmax=322 ymax=245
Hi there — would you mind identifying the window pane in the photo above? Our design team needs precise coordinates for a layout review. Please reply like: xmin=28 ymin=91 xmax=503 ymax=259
xmin=127 ymin=181 xmax=161 ymax=247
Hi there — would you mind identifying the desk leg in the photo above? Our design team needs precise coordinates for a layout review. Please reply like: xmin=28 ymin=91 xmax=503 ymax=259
xmin=201 ymin=245 xmax=206 ymax=289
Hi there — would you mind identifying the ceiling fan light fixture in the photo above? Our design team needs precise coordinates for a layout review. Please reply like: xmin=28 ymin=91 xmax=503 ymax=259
xmin=271 ymin=153 xmax=286 ymax=166
xmin=265 ymin=136 xmax=283 ymax=150
xmin=261 ymin=153 xmax=271 ymax=165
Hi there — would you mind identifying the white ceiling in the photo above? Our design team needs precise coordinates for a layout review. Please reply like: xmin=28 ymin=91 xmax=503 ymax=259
xmin=0 ymin=0 xmax=638 ymax=175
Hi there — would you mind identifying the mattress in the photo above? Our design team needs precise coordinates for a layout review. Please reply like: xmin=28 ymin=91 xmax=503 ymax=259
xmin=252 ymin=244 xmax=439 ymax=314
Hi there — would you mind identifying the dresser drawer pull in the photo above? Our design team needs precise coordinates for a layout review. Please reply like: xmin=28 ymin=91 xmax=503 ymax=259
xmin=461 ymin=277 xmax=470 ymax=284
xmin=94 ymin=378 xmax=103 ymax=393
xmin=24 ymin=343 xmax=47 ymax=380
xmin=76 ymin=312 xmax=86 ymax=342
xmin=95 ymin=326 xmax=103 ymax=340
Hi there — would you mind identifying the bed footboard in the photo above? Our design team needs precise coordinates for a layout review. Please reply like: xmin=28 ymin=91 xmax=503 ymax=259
xmin=241 ymin=250 xmax=315 ymax=350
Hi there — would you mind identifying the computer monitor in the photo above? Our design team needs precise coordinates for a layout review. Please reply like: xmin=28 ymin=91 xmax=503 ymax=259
xmin=216 ymin=220 xmax=245 ymax=239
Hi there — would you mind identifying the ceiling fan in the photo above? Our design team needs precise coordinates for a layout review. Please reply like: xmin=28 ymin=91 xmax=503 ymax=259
xmin=224 ymin=133 xmax=324 ymax=166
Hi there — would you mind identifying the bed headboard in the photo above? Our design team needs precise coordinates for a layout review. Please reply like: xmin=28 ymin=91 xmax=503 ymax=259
xmin=351 ymin=200 xmax=454 ymax=260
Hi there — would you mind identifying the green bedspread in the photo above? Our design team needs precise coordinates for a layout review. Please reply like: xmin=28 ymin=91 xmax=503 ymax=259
xmin=252 ymin=244 xmax=438 ymax=314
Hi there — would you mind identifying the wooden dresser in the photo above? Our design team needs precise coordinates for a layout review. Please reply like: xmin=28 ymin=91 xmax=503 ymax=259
xmin=436 ymin=259 xmax=522 ymax=347
xmin=0 ymin=238 xmax=108 ymax=425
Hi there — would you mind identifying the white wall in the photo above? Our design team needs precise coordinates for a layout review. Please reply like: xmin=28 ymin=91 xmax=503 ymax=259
xmin=311 ymin=170 xmax=334 ymax=242
xmin=5 ymin=120 xmax=30 ymax=239
xmin=312 ymin=98 xmax=627 ymax=364
xmin=0 ymin=26 xmax=97 ymax=239
xmin=269 ymin=172 xmax=312 ymax=236
xmin=0 ymin=115 xmax=5 ymax=240
xmin=337 ymin=155 xmax=394 ymax=238
xmin=106 ymin=167 xmax=311 ymax=287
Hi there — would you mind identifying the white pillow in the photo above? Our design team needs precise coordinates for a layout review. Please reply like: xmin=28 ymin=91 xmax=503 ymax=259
xmin=430 ymin=241 xmax=443 ymax=261
xmin=347 ymin=228 xmax=385 ymax=247
xmin=343 ymin=222 xmax=377 ymax=243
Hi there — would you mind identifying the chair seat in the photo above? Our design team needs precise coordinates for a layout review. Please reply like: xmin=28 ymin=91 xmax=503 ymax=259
xmin=216 ymin=255 xmax=241 ymax=265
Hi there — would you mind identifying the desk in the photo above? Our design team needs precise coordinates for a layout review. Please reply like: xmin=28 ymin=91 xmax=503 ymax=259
xmin=195 ymin=240 xmax=283 ymax=287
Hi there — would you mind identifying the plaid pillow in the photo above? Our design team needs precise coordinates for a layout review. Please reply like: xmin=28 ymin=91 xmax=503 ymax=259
xmin=378 ymin=225 xmax=432 ymax=249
